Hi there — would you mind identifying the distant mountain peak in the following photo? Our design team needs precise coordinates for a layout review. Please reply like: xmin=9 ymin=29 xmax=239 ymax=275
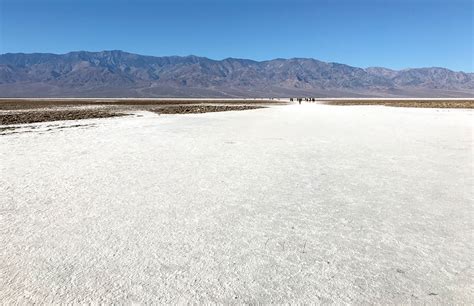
xmin=0 ymin=50 xmax=472 ymax=98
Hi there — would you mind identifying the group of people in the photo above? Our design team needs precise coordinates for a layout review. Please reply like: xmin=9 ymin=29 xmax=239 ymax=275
xmin=290 ymin=97 xmax=317 ymax=104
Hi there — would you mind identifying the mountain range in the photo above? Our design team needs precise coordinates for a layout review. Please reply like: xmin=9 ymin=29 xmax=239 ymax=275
xmin=0 ymin=50 xmax=472 ymax=98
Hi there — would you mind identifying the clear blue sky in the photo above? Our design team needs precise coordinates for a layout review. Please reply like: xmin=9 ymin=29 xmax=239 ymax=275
xmin=1 ymin=0 xmax=472 ymax=71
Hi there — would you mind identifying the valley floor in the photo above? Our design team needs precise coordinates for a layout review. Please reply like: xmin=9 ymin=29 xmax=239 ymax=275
xmin=0 ymin=104 xmax=472 ymax=303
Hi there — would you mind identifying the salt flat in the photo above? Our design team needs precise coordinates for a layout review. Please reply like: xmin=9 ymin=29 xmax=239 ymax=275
xmin=0 ymin=104 xmax=472 ymax=303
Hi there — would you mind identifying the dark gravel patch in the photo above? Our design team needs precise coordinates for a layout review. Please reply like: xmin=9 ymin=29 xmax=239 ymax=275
xmin=320 ymin=100 xmax=474 ymax=109
xmin=0 ymin=104 xmax=266 ymax=125
xmin=0 ymin=99 xmax=282 ymax=110
xmin=0 ymin=109 xmax=126 ymax=125
xmin=150 ymin=105 xmax=265 ymax=114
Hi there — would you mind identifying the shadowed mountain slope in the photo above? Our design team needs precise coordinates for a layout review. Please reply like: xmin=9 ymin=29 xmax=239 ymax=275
xmin=1 ymin=50 xmax=472 ymax=97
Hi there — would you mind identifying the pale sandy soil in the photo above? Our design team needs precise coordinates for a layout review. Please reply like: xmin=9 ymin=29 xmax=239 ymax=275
xmin=0 ymin=104 xmax=472 ymax=303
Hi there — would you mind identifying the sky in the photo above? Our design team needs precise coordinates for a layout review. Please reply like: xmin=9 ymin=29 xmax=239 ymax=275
xmin=0 ymin=0 xmax=472 ymax=72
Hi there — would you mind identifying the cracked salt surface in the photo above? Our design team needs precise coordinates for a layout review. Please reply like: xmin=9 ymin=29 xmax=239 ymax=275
xmin=0 ymin=104 xmax=472 ymax=303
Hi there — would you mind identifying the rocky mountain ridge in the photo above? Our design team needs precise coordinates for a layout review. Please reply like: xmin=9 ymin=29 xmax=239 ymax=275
xmin=1 ymin=50 xmax=472 ymax=97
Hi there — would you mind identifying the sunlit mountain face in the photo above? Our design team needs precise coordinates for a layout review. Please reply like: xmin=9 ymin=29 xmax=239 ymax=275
xmin=1 ymin=50 xmax=473 ymax=98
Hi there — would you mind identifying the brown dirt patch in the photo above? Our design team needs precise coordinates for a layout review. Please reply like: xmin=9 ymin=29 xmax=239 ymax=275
xmin=0 ymin=102 xmax=268 ymax=125
xmin=0 ymin=99 xmax=282 ymax=110
xmin=0 ymin=109 xmax=126 ymax=125
xmin=150 ymin=105 xmax=265 ymax=114
xmin=319 ymin=100 xmax=474 ymax=109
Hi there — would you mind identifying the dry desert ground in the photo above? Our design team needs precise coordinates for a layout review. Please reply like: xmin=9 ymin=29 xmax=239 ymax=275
xmin=0 ymin=101 xmax=473 ymax=303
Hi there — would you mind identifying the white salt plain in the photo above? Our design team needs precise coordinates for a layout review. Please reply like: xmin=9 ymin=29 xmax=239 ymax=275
xmin=0 ymin=104 xmax=472 ymax=303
